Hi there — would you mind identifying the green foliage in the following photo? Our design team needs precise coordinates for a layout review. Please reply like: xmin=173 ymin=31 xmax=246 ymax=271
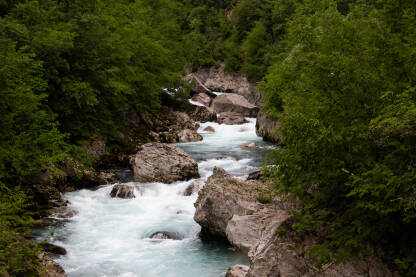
xmin=0 ymin=37 xmax=66 ymax=185
xmin=0 ymin=0 xmax=187 ymax=273
xmin=262 ymin=0 xmax=416 ymax=273
xmin=0 ymin=185 xmax=40 ymax=276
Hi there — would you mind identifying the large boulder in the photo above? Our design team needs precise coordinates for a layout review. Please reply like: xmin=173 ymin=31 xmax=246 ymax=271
xmin=194 ymin=167 xmax=276 ymax=245
xmin=130 ymin=143 xmax=199 ymax=184
xmin=191 ymin=93 xmax=213 ymax=107
xmin=110 ymin=184 xmax=135 ymax=199
xmin=211 ymin=94 xmax=259 ymax=117
xmin=217 ymin=112 xmax=248 ymax=125
xmin=189 ymin=106 xmax=217 ymax=123
xmin=255 ymin=109 xmax=283 ymax=144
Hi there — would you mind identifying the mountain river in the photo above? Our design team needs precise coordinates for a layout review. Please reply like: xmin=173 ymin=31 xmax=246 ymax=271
xmin=35 ymin=117 xmax=272 ymax=277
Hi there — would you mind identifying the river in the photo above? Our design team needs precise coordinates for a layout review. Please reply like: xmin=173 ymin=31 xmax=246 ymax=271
xmin=35 ymin=117 xmax=272 ymax=277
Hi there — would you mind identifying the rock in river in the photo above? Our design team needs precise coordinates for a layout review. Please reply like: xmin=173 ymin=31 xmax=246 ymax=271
xmin=110 ymin=184 xmax=135 ymax=199
xmin=217 ymin=112 xmax=248 ymax=125
xmin=211 ymin=94 xmax=259 ymax=117
xmin=191 ymin=92 xmax=213 ymax=107
xmin=189 ymin=105 xmax=217 ymax=123
xmin=130 ymin=143 xmax=199 ymax=184
xmin=203 ymin=126 xmax=215 ymax=132
xmin=149 ymin=231 xmax=182 ymax=240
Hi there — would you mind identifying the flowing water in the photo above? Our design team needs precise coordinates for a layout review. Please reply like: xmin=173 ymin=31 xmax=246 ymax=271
xmin=35 ymin=118 xmax=272 ymax=277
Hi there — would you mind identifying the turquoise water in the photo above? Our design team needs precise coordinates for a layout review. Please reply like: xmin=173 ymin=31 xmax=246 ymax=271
xmin=35 ymin=118 xmax=271 ymax=277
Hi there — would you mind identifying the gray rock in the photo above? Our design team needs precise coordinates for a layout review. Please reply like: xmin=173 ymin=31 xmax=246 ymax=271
xmin=149 ymin=231 xmax=182 ymax=240
xmin=177 ymin=129 xmax=203 ymax=142
xmin=217 ymin=112 xmax=248 ymax=125
xmin=183 ymin=180 xmax=202 ymax=196
xmin=226 ymin=265 xmax=249 ymax=277
xmin=130 ymin=143 xmax=199 ymax=184
xmin=247 ymin=171 xmax=262 ymax=181
xmin=40 ymin=243 xmax=67 ymax=256
xmin=191 ymin=93 xmax=213 ymax=107
xmin=211 ymin=94 xmax=259 ymax=117
xmin=110 ymin=184 xmax=135 ymax=198
xmin=256 ymin=109 xmax=283 ymax=144
xmin=203 ymin=126 xmax=215 ymax=132
xmin=190 ymin=106 xmax=217 ymax=123
xmin=194 ymin=168 xmax=267 ymax=241
xmin=38 ymin=252 xmax=67 ymax=277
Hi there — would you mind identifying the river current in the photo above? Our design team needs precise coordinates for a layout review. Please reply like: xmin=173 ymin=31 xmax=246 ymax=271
xmin=35 ymin=117 xmax=272 ymax=277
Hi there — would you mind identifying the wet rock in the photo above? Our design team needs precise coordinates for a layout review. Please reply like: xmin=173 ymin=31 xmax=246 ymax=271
xmin=256 ymin=109 xmax=283 ymax=144
xmin=189 ymin=106 xmax=217 ymax=123
xmin=203 ymin=126 xmax=215 ymax=133
xmin=217 ymin=112 xmax=248 ymax=125
xmin=130 ymin=143 xmax=199 ymax=184
xmin=35 ymin=217 xmax=60 ymax=228
xmin=40 ymin=242 xmax=67 ymax=256
xmin=247 ymin=171 xmax=262 ymax=181
xmin=191 ymin=93 xmax=213 ymax=107
xmin=38 ymin=252 xmax=67 ymax=277
xmin=135 ymin=109 xmax=202 ymax=143
xmin=183 ymin=180 xmax=202 ymax=196
xmin=211 ymin=94 xmax=258 ymax=117
xmin=183 ymin=74 xmax=217 ymax=97
xmin=226 ymin=265 xmax=249 ymax=277
xmin=149 ymin=231 xmax=182 ymax=240
xmin=177 ymin=129 xmax=203 ymax=142
xmin=241 ymin=142 xmax=258 ymax=149
xmin=194 ymin=167 xmax=270 ymax=242
xmin=110 ymin=184 xmax=135 ymax=199
xmin=48 ymin=206 xmax=78 ymax=219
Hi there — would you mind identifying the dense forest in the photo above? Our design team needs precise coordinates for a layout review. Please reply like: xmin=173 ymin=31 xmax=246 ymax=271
xmin=1 ymin=0 xmax=415 ymax=275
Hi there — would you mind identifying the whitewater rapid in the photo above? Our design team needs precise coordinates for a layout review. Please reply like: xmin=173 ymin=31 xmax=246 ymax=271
xmin=35 ymin=118 xmax=271 ymax=277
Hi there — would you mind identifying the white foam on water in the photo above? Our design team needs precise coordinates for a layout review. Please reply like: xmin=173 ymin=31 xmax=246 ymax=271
xmin=36 ymin=118 xmax=272 ymax=277
xmin=188 ymin=99 xmax=205 ymax=106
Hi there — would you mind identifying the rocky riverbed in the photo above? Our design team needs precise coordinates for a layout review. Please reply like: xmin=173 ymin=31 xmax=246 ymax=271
xmin=33 ymin=70 xmax=397 ymax=277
